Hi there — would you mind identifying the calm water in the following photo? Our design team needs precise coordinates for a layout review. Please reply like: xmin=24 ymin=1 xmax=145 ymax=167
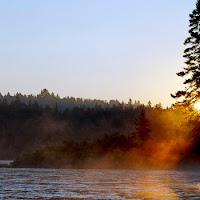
xmin=1 ymin=168 xmax=200 ymax=199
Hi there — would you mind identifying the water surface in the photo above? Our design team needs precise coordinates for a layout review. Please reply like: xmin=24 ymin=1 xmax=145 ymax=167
xmin=1 ymin=168 xmax=200 ymax=199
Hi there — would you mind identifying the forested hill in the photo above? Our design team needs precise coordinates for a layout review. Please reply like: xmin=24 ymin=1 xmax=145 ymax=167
xmin=0 ymin=90 xmax=156 ymax=159
xmin=1 ymin=89 xmax=199 ymax=169
xmin=0 ymin=89 xmax=145 ymax=111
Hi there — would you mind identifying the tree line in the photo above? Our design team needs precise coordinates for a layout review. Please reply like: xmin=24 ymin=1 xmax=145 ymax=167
xmin=0 ymin=88 xmax=146 ymax=111
xmin=0 ymin=91 xmax=151 ymax=159
xmin=11 ymin=104 xmax=200 ymax=169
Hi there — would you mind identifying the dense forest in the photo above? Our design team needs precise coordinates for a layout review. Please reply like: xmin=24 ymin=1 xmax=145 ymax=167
xmin=1 ymin=89 xmax=200 ymax=168
xmin=0 ymin=89 xmax=149 ymax=159
xmin=10 ymin=98 xmax=200 ymax=169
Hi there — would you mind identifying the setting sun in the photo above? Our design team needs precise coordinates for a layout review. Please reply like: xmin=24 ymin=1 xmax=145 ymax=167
xmin=194 ymin=101 xmax=200 ymax=110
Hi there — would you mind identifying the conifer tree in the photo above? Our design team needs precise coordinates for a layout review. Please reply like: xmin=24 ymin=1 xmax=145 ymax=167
xmin=172 ymin=0 xmax=200 ymax=105
xmin=133 ymin=109 xmax=151 ymax=144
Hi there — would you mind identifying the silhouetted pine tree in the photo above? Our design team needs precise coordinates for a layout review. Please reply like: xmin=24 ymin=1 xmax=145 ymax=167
xmin=172 ymin=0 xmax=200 ymax=105
xmin=134 ymin=109 xmax=151 ymax=145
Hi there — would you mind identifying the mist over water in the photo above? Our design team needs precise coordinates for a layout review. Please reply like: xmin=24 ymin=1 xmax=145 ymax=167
xmin=1 ymin=168 xmax=200 ymax=199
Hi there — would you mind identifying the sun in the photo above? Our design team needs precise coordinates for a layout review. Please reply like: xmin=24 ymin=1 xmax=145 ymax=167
xmin=194 ymin=101 xmax=200 ymax=110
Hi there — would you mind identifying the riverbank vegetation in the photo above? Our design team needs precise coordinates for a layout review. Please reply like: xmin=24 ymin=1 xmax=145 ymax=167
xmin=0 ymin=89 xmax=199 ymax=168
xmin=9 ymin=96 xmax=200 ymax=169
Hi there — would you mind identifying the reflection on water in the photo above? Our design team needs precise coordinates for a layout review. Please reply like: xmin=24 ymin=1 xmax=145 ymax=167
xmin=0 ymin=168 xmax=200 ymax=199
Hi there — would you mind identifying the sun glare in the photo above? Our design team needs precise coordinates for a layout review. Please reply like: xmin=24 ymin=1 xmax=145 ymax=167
xmin=194 ymin=101 xmax=200 ymax=110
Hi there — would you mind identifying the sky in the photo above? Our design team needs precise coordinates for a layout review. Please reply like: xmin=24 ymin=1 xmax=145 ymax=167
xmin=0 ymin=0 xmax=197 ymax=107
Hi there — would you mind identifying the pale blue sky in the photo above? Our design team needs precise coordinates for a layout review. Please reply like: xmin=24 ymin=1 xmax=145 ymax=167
xmin=0 ymin=0 xmax=196 ymax=106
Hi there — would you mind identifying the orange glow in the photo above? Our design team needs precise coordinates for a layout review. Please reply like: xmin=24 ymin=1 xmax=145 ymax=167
xmin=194 ymin=101 xmax=200 ymax=110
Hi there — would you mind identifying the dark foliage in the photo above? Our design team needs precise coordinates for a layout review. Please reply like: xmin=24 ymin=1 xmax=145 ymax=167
xmin=0 ymin=91 xmax=144 ymax=159
xmin=11 ymin=133 xmax=138 ymax=168
xmin=132 ymin=109 xmax=151 ymax=145
xmin=172 ymin=0 xmax=200 ymax=105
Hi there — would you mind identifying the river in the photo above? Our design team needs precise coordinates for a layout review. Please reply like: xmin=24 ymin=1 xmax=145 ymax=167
xmin=1 ymin=168 xmax=200 ymax=199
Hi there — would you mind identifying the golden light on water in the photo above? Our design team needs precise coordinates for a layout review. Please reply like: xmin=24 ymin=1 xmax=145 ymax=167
xmin=194 ymin=101 xmax=200 ymax=110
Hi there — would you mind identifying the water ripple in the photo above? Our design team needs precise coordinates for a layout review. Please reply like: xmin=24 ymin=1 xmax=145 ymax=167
xmin=0 ymin=168 xmax=200 ymax=199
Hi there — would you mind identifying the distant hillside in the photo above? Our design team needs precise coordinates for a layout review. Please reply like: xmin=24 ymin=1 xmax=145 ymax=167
xmin=0 ymin=88 xmax=142 ymax=111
